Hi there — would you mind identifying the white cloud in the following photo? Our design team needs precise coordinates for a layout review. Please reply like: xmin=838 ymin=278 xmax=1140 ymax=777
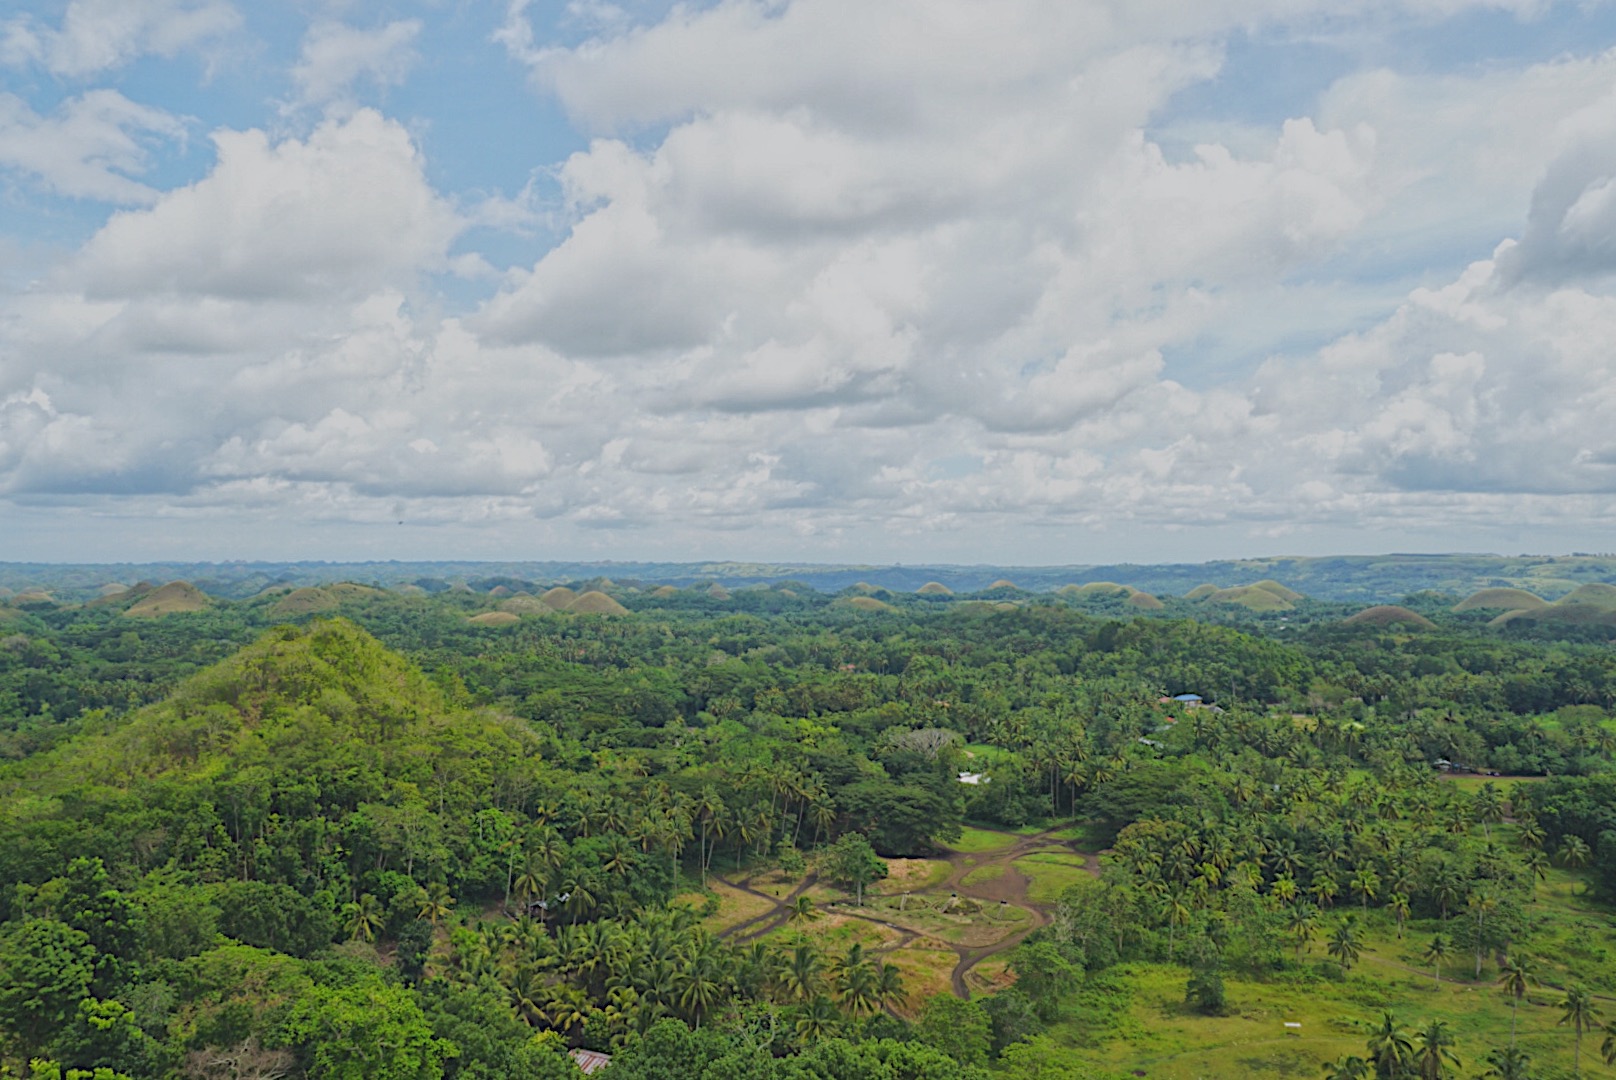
xmin=289 ymin=20 xmax=422 ymax=111
xmin=74 ymin=109 xmax=461 ymax=301
xmin=0 ymin=89 xmax=186 ymax=203
xmin=2 ymin=0 xmax=239 ymax=77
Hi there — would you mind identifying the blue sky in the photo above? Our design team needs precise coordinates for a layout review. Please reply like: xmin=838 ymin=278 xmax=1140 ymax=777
xmin=3 ymin=0 xmax=1616 ymax=565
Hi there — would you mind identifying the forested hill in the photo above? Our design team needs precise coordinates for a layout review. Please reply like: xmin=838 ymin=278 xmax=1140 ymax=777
xmin=7 ymin=550 xmax=1616 ymax=602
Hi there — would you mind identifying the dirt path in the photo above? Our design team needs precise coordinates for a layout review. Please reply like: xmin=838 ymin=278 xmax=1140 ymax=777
xmin=714 ymin=872 xmax=818 ymax=942
xmin=713 ymin=821 xmax=1102 ymax=1000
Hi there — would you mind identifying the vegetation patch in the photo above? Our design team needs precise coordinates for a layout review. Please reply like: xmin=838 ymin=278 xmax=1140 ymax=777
xmin=869 ymin=858 xmax=951 ymax=894
xmin=1341 ymin=604 xmax=1436 ymax=629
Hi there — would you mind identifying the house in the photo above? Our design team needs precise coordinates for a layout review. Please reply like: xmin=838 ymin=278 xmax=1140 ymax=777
xmin=957 ymin=771 xmax=989 ymax=785
xmin=1173 ymin=693 xmax=1204 ymax=706
xmin=570 ymin=1049 xmax=612 ymax=1074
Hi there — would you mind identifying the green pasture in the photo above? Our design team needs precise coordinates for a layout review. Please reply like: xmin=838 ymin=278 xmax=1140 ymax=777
xmin=946 ymin=825 xmax=1019 ymax=854
xmin=1013 ymin=851 xmax=1091 ymax=904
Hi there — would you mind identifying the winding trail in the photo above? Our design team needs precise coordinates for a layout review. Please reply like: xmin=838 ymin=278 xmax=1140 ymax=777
xmin=713 ymin=822 xmax=1103 ymax=999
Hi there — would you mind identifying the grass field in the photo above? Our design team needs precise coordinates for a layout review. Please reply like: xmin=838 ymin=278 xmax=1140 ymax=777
xmin=674 ymin=880 xmax=775 ymax=934
xmin=1045 ymin=958 xmax=1593 ymax=1078
xmin=961 ymin=862 xmax=1008 ymax=887
xmin=1043 ymin=864 xmax=1615 ymax=1078
xmin=869 ymin=857 xmax=952 ymax=894
xmin=946 ymin=826 xmax=1019 ymax=854
xmin=1013 ymin=851 xmax=1091 ymax=904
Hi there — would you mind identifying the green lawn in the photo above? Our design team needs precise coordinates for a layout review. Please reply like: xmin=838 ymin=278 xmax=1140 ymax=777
xmin=946 ymin=826 xmax=1019 ymax=854
xmin=1013 ymin=851 xmax=1091 ymax=904
xmin=961 ymin=862 xmax=1008 ymax=887
xmin=1042 ymin=957 xmax=1591 ymax=1079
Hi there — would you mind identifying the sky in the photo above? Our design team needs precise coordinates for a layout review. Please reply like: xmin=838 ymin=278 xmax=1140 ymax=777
xmin=3 ymin=0 xmax=1616 ymax=566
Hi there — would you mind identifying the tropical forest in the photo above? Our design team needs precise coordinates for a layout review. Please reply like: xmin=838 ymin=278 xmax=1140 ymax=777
xmin=3 ymin=566 xmax=1616 ymax=1080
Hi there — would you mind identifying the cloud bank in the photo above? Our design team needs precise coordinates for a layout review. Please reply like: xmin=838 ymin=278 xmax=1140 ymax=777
xmin=3 ymin=0 xmax=1616 ymax=560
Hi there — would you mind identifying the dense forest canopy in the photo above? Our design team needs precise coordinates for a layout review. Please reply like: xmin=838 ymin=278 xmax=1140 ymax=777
xmin=2 ymin=576 xmax=1616 ymax=1079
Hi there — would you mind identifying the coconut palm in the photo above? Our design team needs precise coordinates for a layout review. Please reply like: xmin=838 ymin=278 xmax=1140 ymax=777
xmin=1604 ymin=1020 xmax=1616 ymax=1067
xmin=872 ymin=961 xmax=905 ymax=1013
xmin=1286 ymin=903 xmax=1318 ymax=960
xmin=1496 ymin=955 xmax=1537 ymax=1047
xmin=1350 ymin=867 xmax=1380 ymax=912
xmin=1558 ymin=984 xmax=1604 ymax=1075
xmin=1365 ymin=1011 xmax=1414 ymax=1080
xmin=1481 ymin=1045 xmax=1532 ymax=1080
xmin=417 ymin=881 xmax=454 ymax=926
xmin=1322 ymin=1056 xmax=1369 ymax=1080
xmin=1412 ymin=1018 xmax=1460 ymax=1080
xmin=1328 ymin=917 xmax=1362 ymax=971
xmin=1557 ymin=834 xmax=1592 ymax=869
xmin=1387 ymin=892 xmax=1410 ymax=939
xmin=344 ymin=893 xmax=384 ymax=943
xmin=792 ymin=994 xmax=841 ymax=1046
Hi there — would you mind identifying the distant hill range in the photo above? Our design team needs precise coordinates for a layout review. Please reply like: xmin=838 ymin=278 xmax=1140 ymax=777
xmin=5 ymin=552 xmax=1616 ymax=604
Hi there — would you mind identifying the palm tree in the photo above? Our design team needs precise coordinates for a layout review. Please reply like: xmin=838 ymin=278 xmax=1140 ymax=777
xmin=1496 ymin=955 xmax=1537 ymax=1047
xmin=1312 ymin=870 xmax=1339 ymax=909
xmin=1387 ymin=892 xmax=1410 ymax=939
xmin=872 ymin=961 xmax=905 ymax=1014
xmin=1481 ymin=1045 xmax=1532 ymax=1080
xmin=836 ymin=959 xmax=880 ymax=1017
xmin=415 ymin=881 xmax=453 ymax=927
xmin=1473 ymin=784 xmax=1504 ymax=839
xmin=1328 ymin=917 xmax=1362 ymax=971
xmin=676 ymin=951 xmax=724 ymax=1029
xmin=1466 ymin=889 xmax=1499 ymax=978
xmin=1365 ymin=1011 xmax=1414 ymax=1080
xmin=792 ymin=994 xmax=841 ymax=1046
xmin=1604 ymin=1019 xmax=1616 ymax=1067
xmin=1351 ymin=867 xmax=1381 ymax=912
xmin=1322 ymin=1056 xmax=1369 ymax=1080
xmin=1516 ymin=817 xmax=1546 ymax=851
xmin=1286 ymin=904 xmax=1318 ymax=960
xmin=345 ymin=893 xmax=384 ymax=943
xmin=1164 ymin=890 xmax=1192 ymax=962
xmin=779 ymin=941 xmax=823 ymax=1003
xmin=1557 ymin=834 xmax=1592 ymax=869
xmin=1412 ymin=1018 xmax=1460 ymax=1079
xmin=1272 ymin=874 xmax=1299 ymax=904
xmin=787 ymin=895 xmax=820 ymax=923
xmin=1559 ymin=984 xmax=1604 ymax=1076
xmin=513 ymin=852 xmax=549 ymax=911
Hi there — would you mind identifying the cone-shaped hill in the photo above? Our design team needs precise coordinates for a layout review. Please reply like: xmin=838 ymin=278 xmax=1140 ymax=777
xmin=1454 ymin=588 xmax=1548 ymax=612
xmin=1203 ymin=585 xmax=1293 ymax=611
xmin=540 ymin=586 xmax=578 ymax=610
xmin=568 ymin=590 xmax=629 ymax=615
xmin=1487 ymin=582 xmax=1616 ymax=627
xmin=916 ymin=582 xmax=953 ymax=596
xmin=1 ymin=619 xmax=537 ymax=799
xmin=1249 ymin=579 xmax=1304 ymax=603
xmin=123 ymin=580 xmax=209 ymax=617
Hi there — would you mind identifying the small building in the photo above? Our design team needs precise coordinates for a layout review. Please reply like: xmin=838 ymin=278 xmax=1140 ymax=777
xmin=570 ymin=1049 xmax=612 ymax=1074
xmin=957 ymin=771 xmax=989 ymax=785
